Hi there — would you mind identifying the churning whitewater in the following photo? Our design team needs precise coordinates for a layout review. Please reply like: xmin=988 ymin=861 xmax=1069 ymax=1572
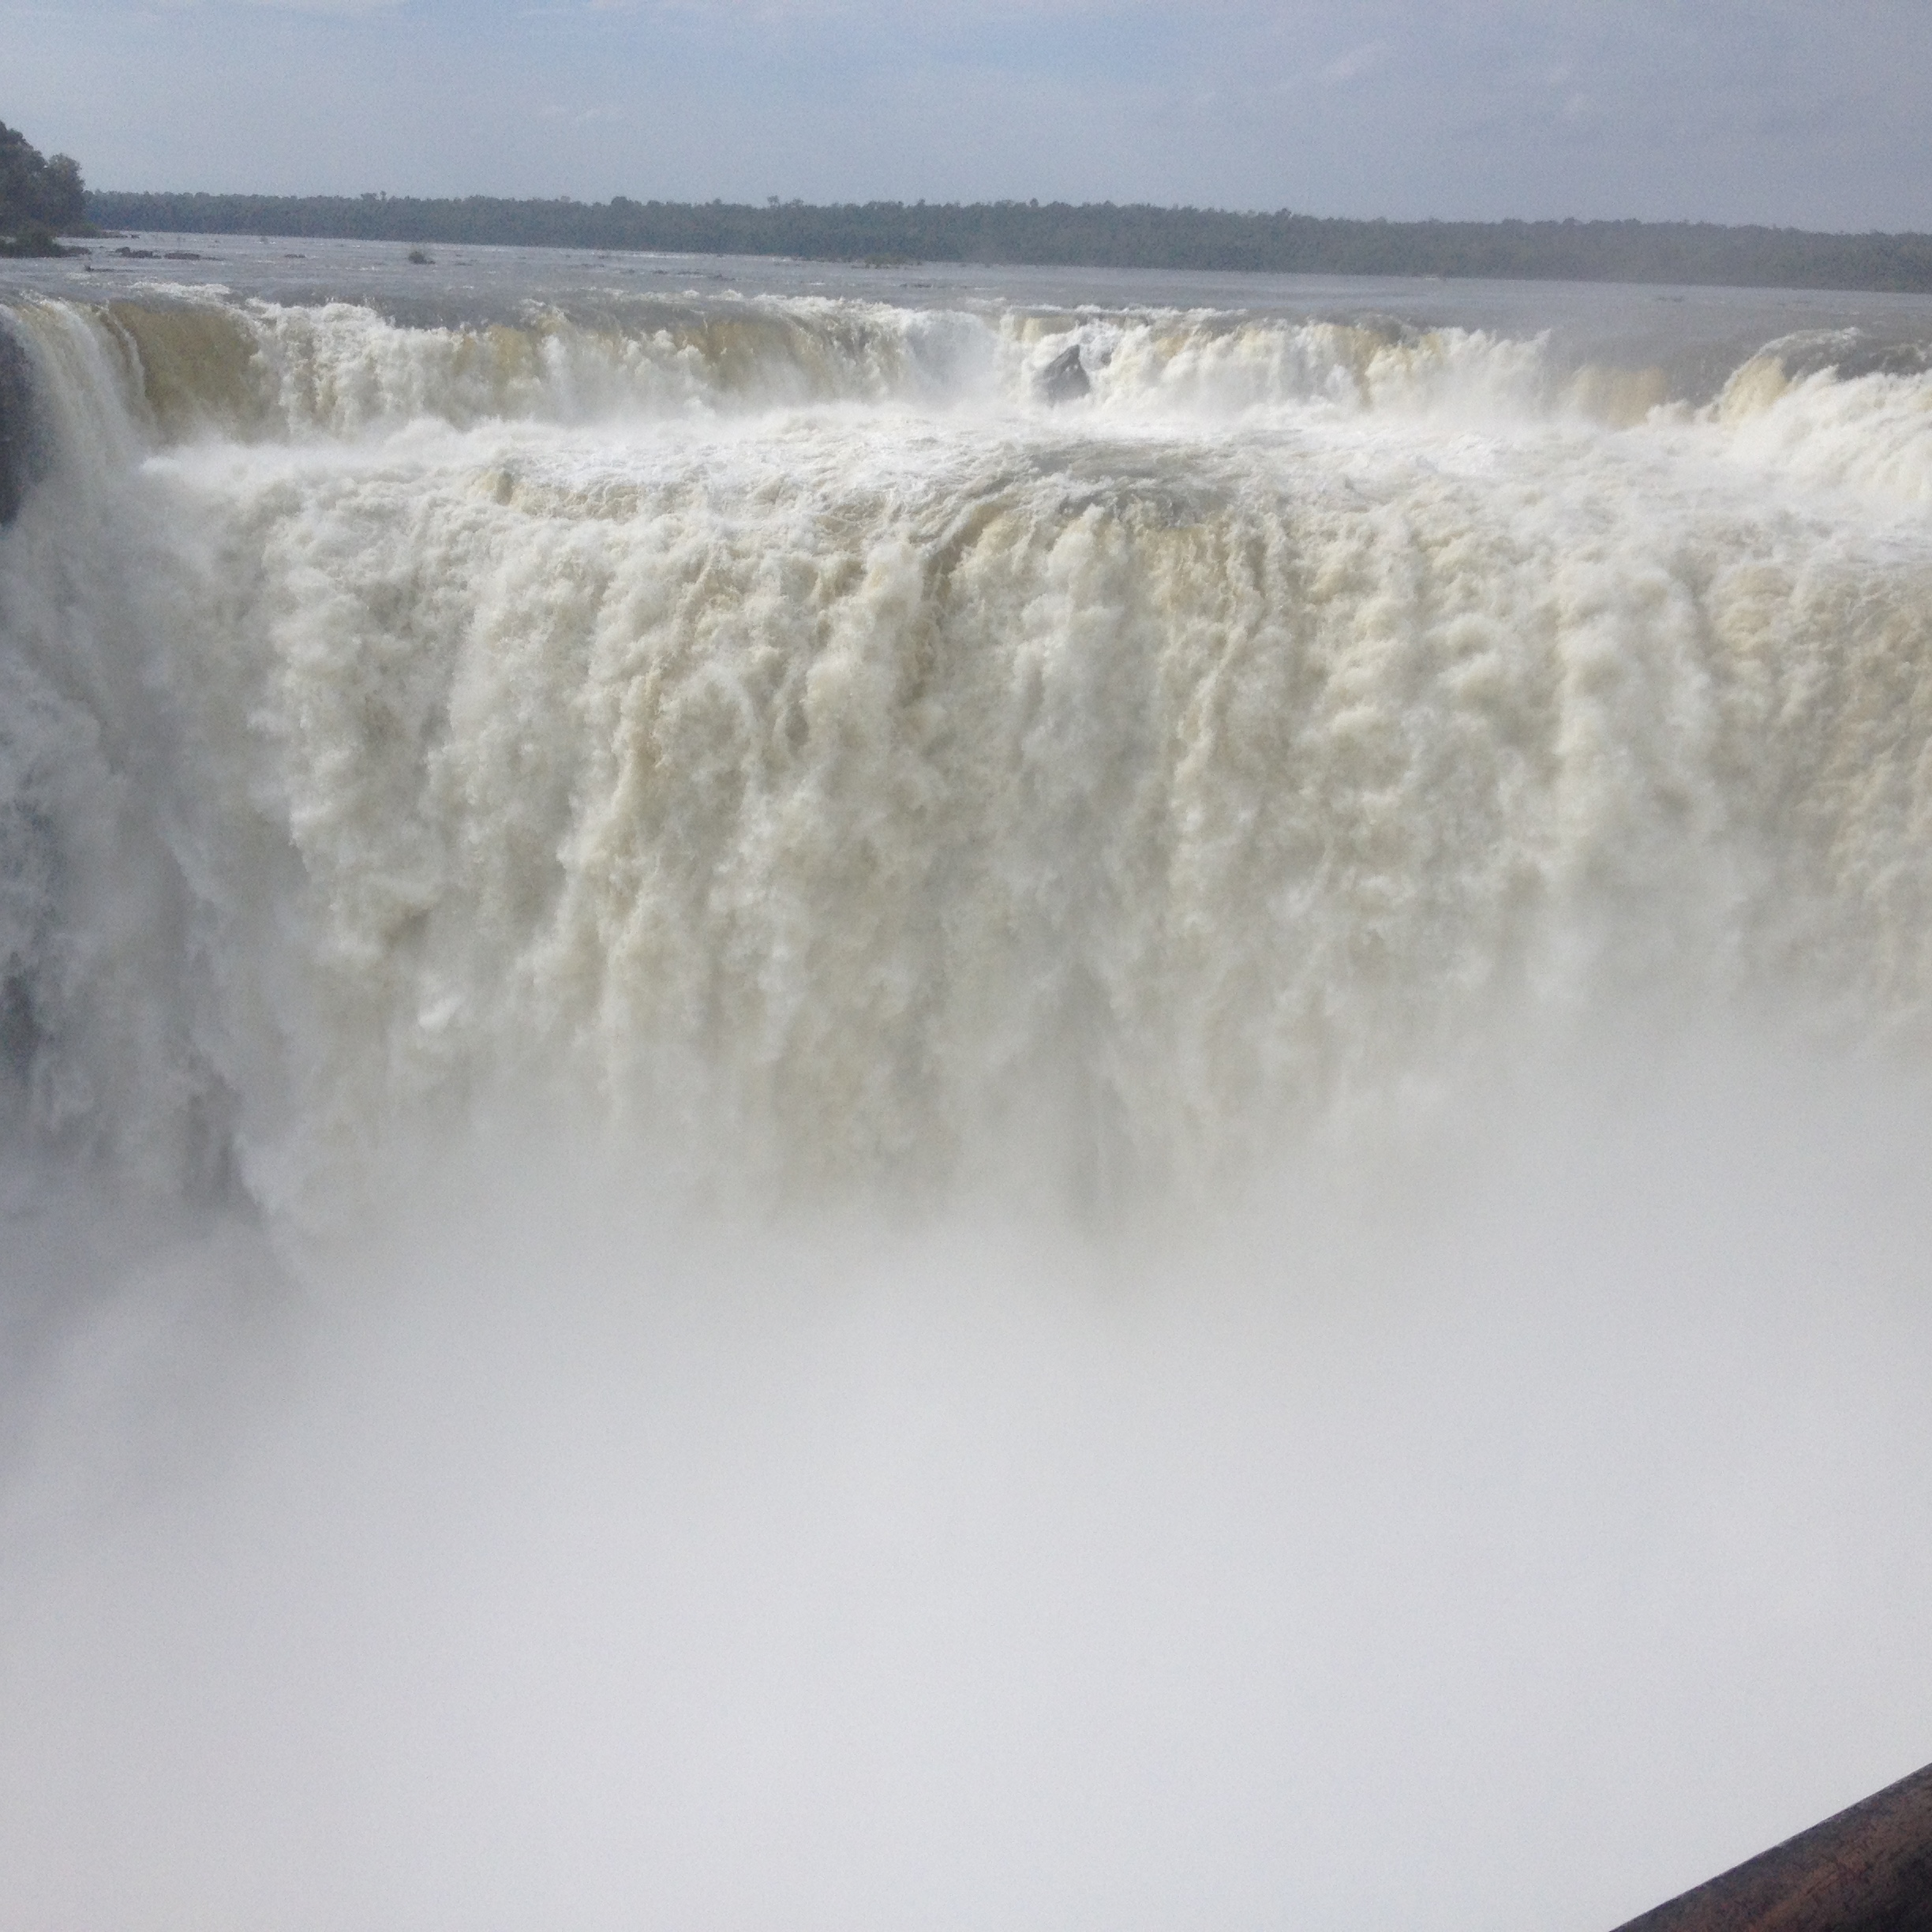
xmin=3 ymin=253 xmax=1932 ymax=1932
xmin=2 ymin=271 xmax=1931 ymax=1216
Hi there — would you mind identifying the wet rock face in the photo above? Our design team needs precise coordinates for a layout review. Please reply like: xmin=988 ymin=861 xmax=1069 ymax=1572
xmin=0 ymin=320 xmax=41 ymax=526
xmin=1038 ymin=341 xmax=1090 ymax=403
xmin=0 ymin=315 xmax=58 ymax=529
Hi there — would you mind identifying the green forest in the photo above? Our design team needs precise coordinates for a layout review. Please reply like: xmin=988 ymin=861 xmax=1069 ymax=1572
xmin=83 ymin=189 xmax=1932 ymax=292
xmin=1 ymin=122 xmax=88 ymax=254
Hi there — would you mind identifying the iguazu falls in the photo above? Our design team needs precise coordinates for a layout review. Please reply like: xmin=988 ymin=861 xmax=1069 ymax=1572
xmin=2 ymin=237 xmax=1930 ymax=1930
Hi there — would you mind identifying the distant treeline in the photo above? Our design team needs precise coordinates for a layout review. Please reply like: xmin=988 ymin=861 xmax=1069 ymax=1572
xmin=85 ymin=191 xmax=1932 ymax=293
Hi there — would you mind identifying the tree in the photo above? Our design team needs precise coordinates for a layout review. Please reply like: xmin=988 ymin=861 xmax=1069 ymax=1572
xmin=0 ymin=122 xmax=88 ymax=237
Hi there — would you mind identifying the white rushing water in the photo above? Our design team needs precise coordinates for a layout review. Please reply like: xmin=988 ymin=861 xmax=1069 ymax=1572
xmin=2 ymin=258 xmax=1930 ymax=1930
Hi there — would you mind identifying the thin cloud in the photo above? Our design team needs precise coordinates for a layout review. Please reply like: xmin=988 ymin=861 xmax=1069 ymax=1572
xmin=1320 ymin=39 xmax=1389 ymax=84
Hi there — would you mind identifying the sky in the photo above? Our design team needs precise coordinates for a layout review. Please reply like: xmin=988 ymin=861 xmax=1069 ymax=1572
xmin=6 ymin=0 xmax=1932 ymax=229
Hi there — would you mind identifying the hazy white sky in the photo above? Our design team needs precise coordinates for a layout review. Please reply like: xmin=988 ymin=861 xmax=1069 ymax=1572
xmin=6 ymin=0 xmax=1932 ymax=227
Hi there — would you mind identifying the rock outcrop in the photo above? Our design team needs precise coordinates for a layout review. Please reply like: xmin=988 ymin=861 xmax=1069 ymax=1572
xmin=1038 ymin=342 xmax=1090 ymax=403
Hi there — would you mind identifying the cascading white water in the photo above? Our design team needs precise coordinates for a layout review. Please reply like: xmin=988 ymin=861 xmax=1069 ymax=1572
xmin=2 ymin=268 xmax=1931 ymax=1932
xmin=2 ymin=288 xmax=1930 ymax=1216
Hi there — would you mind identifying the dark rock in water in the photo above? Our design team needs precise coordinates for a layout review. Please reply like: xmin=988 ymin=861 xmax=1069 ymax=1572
xmin=1039 ymin=343 xmax=1090 ymax=403
xmin=0 ymin=317 xmax=48 ymax=526
xmin=0 ymin=973 xmax=36 ymax=1097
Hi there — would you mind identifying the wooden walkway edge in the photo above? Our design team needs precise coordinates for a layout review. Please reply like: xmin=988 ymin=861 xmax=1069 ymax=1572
xmin=1611 ymin=1762 xmax=1932 ymax=1932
